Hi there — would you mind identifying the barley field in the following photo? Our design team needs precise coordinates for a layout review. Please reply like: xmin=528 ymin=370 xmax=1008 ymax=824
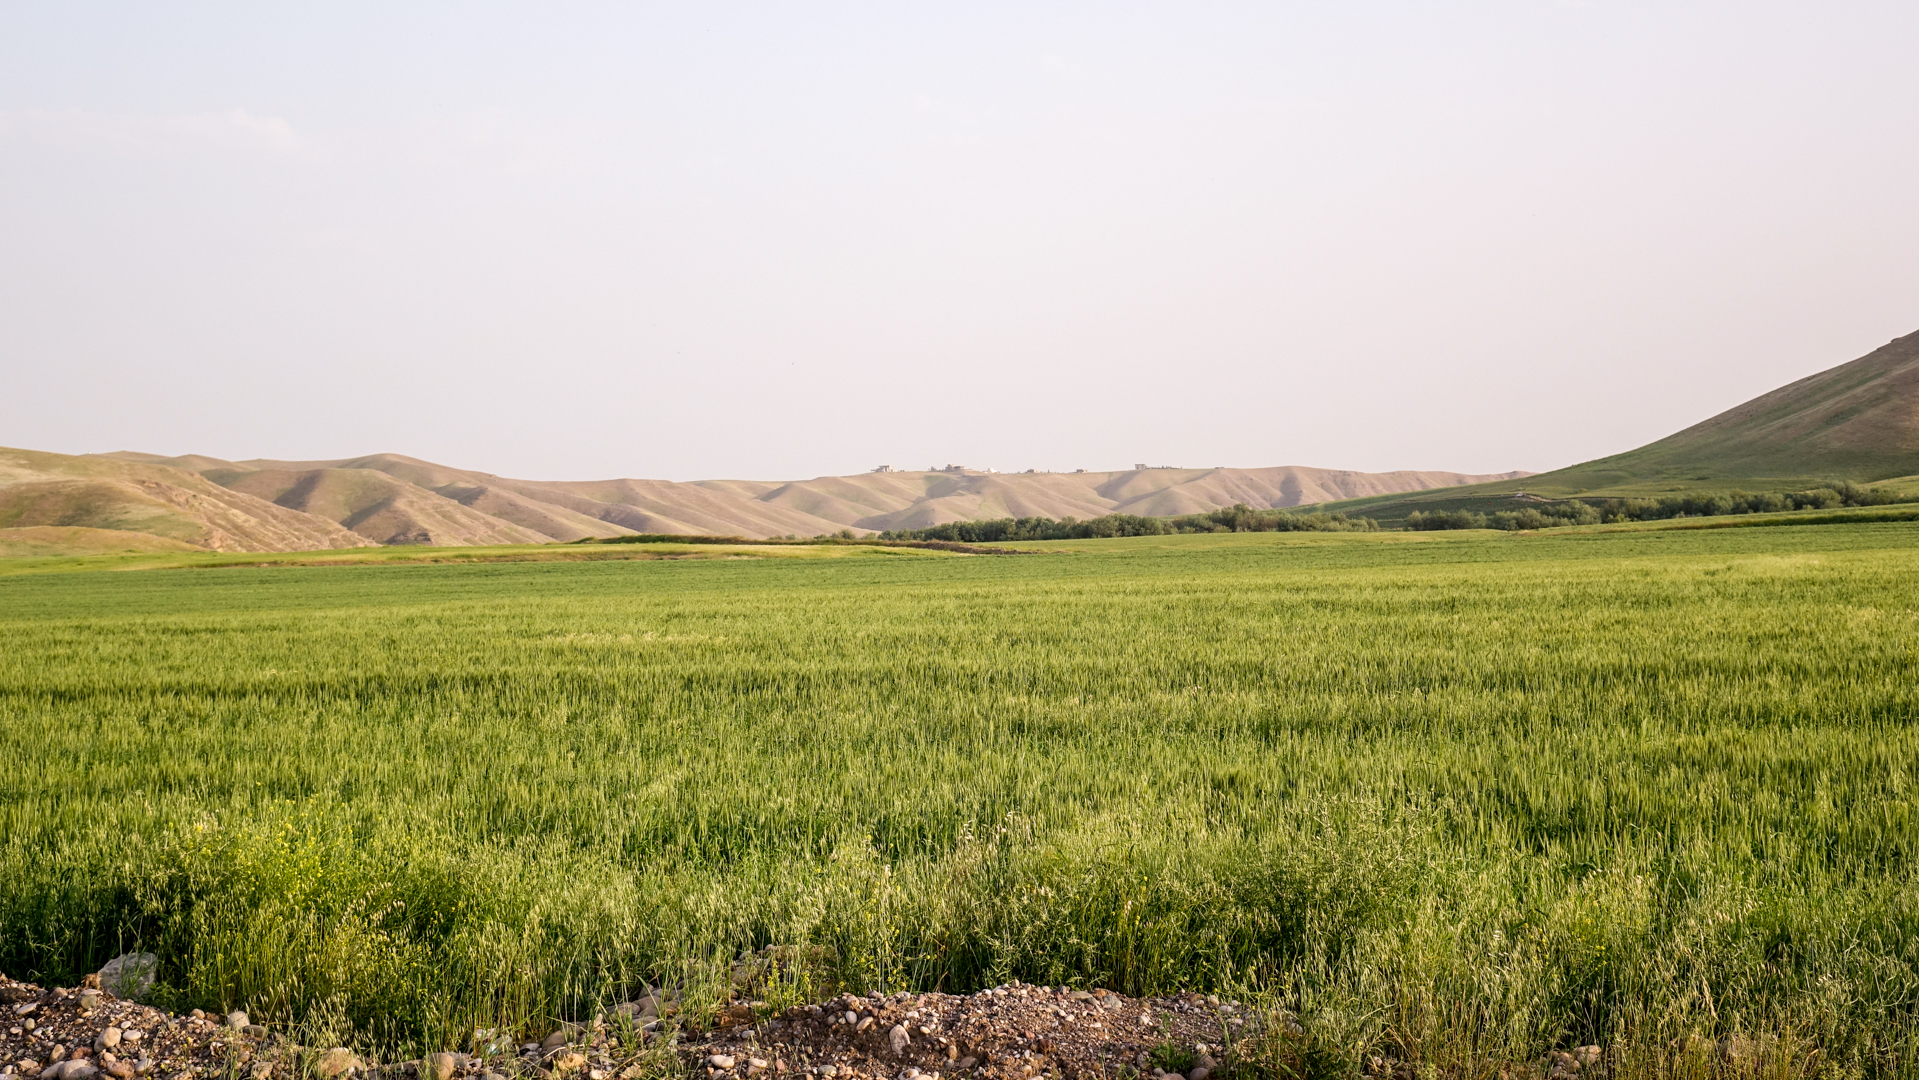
xmin=1 ymin=526 xmax=1916 ymax=1074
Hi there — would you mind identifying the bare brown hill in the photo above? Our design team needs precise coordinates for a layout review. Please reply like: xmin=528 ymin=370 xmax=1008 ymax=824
xmin=0 ymin=447 xmax=372 ymax=553
xmin=110 ymin=453 xmax=1525 ymax=545
xmin=0 ymin=446 xmax=1521 ymax=554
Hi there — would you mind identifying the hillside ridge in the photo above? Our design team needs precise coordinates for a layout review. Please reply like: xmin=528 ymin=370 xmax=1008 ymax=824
xmin=1300 ymin=328 xmax=1919 ymax=524
xmin=6 ymin=449 xmax=1523 ymax=553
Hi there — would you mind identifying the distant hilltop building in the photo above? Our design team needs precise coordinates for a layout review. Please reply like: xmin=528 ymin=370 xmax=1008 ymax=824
xmin=934 ymin=464 xmax=969 ymax=473
xmin=1135 ymin=464 xmax=1180 ymax=470
xmin=871 ymin=465 xmax=893 ymax=473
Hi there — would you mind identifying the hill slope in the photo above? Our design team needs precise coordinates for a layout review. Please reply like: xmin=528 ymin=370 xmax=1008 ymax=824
xmin=0 ymin=447 xmax=373 ymax=553
xmin=115 ymin=453 xmax=1524 ymax=543
xmin=1555 ymin=328 xmax=1919 ymax=486
xmin=1304 ymin=328 xmax=1919 ymax=524
xmin=41 ymin=450 xmax=1527 ymax=548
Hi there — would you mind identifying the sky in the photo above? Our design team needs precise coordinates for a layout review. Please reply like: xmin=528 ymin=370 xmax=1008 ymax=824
xmin=2 ymin=3 xmax=1916 ymax=482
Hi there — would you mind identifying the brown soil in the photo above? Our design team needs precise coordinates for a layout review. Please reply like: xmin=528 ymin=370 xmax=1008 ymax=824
xmin=690 ymin=983 xmax=1262 ymax=1080
xmin=1 ymin=974 xmax=1269 ymax=1080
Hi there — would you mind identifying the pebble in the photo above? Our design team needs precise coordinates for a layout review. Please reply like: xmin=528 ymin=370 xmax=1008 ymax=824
xmin=709 ymin=1055 xmax=738 ymax=1070
xmin=96 ymin=955 xmax=159 ymax=1002
xmin=226 ymin=1013 xmax=249 ymax=1031
xmin=888 ymin=1025 xmax=910 ymax=1056
xmin=315 ymin=1047 xmax=361 ymax=1080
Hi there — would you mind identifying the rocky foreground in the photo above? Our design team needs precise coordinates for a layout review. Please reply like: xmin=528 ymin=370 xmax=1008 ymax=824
xmin=1 ymin=966 xmax=1643 ymax=1080
xmin=1 ymin=971 xmax=1290 ymax=1080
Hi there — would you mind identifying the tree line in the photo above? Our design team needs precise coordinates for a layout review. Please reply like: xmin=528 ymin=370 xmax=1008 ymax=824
xmin=1405 ymin=482 xmax=1909 ymax=531
xmin=880 ymin=504 xmax=1380 ymax=542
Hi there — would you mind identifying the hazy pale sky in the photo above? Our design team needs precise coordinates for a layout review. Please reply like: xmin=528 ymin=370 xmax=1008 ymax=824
xmin=3 ymin=3 xmax=1916 ymax=481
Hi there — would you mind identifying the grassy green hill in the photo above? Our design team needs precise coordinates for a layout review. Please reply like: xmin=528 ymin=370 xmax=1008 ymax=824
xmin=1312 ymin=328 xmax=1919 ymax=524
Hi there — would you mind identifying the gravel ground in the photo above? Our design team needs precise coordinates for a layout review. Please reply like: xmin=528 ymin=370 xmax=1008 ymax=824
xmin=3 ymin=973 xmax=1271 ymax=1080
xmin=689 ymin=983 xmax=1262 ymax=1080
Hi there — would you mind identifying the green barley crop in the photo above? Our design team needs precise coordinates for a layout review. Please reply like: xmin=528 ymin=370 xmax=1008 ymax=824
xmin=0 ymin=526 xmax=1915 ymax=1074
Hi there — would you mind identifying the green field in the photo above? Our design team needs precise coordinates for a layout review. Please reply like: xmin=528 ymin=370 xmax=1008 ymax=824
xmin=3 ymin=526 xmax=1917 ymax=1074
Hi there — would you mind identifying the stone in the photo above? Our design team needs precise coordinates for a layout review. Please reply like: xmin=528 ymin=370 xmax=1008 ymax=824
xmin=855 ymin=1017 xmax=874 ymax=1033
xmin=1575 ymin=1047 xmax=1601 ymax=1067
xmin=315 ymin=1047 xmax=362 ymax=1080
xmin=1188 ymin=1069 xmax=1209 ymax=1080
xmin=888 ymin=1024 xmax=910 ymax=1056
xmin=542 ymin=1030 xmax=573 ymax=1052
xmin=96 ymin=956 xmax=159 ymax=1002
xmin=107 ymin=1065 xmax=136 ymax=1080
xmin=955 ymin=1059 xmax=977 ymax=1072
xmin=708 ymin=1056 xmax=737 ymax=1071
xmin=96 ymin=1030 xmax=122 ymax=1052
xmin=243 ymin=1026 xmax=267 ymax=1039
xmin=226 ymin=1012 xmax=250 ymax=1031
xmin=843 ymin=1012 xmax=858 ymax=1026
xmin=49 ymin=1064 xmax=102 ymax=1080
xmin=425 ymin=1053 xmax=460 ymax=1080
xmin=77 ymin=992 xmax=104 ymax=1013
xmin=249 ymin=1063 xmax=273 ymax=1080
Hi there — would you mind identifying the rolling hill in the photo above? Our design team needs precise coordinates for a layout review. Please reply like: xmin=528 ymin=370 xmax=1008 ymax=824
xmin=0 ymin=447 xmax=374 ymax=554
xmin=1308 ymin=328 xmax=1919 ymax=523
xmin=1 ymin=448 xmax=1525 ymax=553
xmin=15 ymin=327 xmax=1914 ymax=552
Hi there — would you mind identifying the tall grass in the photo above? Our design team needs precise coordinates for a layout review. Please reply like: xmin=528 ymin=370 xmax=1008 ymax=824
xmin=1 ymin=526 xmax=1915 ymax=1074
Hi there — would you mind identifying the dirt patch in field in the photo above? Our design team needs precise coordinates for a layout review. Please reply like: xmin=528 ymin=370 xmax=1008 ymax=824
xmin=1 ymin=974 xmax=1272 ymax=1080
